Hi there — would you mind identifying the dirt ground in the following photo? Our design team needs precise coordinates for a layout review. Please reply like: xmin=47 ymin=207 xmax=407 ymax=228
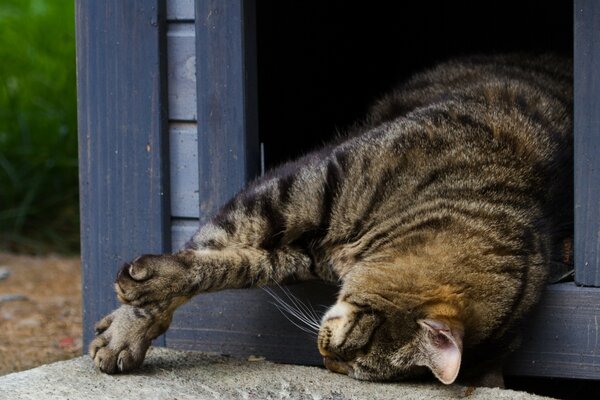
xmin=0 ymin=252 xmax=82 ymax=375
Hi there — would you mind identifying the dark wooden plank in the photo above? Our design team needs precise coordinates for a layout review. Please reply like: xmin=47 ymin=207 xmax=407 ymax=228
xmin=168 ymin=282 xmax=338 ymax=364
xmin=76 ymin=0 xmax=170 ymax=347
xmin=574 ymin=0 xmax=600 ymax=286
xmin=169 ymin=281 xmax=600 ymax=378
xmin=194 ymin=0 xmax=259 ymax=224
xmin=169 ymin=282 xmax=600 ymax=379
xmin=507 ymin=283 xmax=600 ymax=379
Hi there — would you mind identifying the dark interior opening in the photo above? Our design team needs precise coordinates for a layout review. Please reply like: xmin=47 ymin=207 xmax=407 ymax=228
xmin=256 ymin=0 xmax=573 ymax=169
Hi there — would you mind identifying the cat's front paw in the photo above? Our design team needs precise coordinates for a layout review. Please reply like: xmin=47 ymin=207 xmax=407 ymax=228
xmin=89 ymin=305 xmax=168 ymax=374
xmin=115 ymin=254 xmax=187 ymax=307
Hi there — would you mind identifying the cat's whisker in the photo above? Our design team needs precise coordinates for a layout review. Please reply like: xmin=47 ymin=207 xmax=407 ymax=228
xmin=306 ymin=301 xmax=322 ymax=324
xmin=262 ymin=285 xmax=322 ymax=333
xmin=279 ymin=295 xmax=321 ymax=331
xmin=264 ymin=289 xmax=319 ymax=332
xmin=271 ymin=282 xmax=319 ymax=323
xmin=271 ymin=302 xmax=318 ymax=337
xmin=318 ymin=304 xmax=331 ymax=312
xmin=277 ymin=284 xmax=322 ymax=328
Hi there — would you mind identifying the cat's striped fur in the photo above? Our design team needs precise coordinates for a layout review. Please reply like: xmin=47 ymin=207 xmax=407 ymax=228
xmin=90 ymin=54 xmax=573 ymax=385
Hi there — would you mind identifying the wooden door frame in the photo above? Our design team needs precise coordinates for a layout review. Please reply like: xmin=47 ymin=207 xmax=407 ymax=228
xmin=76 ymin=0 xmax=170 ymax=347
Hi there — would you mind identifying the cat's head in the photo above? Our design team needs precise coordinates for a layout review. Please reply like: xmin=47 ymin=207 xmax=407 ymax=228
xmin=317 ymin=268 xmax=465 ymax=384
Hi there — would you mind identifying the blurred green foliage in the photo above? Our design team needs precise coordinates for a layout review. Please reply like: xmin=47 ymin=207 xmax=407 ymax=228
xmin=0 ymin=0 xmax=78 ymax=253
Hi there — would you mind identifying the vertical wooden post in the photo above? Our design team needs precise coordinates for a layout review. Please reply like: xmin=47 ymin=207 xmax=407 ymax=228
xmin=574 ymin=0 xmax=600 ymax=287
xmin=195 ymin=0 xmax=259 ymax=223
xmin=76 ymin=0 xmax=170 ymax=347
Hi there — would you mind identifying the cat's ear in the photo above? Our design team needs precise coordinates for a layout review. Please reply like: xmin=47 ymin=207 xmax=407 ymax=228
xmin=416 ymin=318 xmax=464 ymax=385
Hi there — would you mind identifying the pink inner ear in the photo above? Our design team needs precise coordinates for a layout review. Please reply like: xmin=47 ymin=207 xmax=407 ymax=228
xmin=431 ymin=329 xmax=454 ymax=349
xmin=417 ymin=319 xmax=464 ymax=385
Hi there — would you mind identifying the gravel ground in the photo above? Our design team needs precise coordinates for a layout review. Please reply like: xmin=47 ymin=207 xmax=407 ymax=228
xmin=0 ymin=252 xmax=82 ymax=375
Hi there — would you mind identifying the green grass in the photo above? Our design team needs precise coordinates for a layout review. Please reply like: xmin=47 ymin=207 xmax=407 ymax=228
xmin=0 ymin=0 xmax=78 ymax=253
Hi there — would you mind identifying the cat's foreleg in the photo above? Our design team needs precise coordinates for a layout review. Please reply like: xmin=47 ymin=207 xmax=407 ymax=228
xmin=91 ymin=151 xmax=347 ymax=373
xmin=113 ymin=160 xmax=345 ymax=306
xmin=113 ymin=235 xmax=316 ymax=308
xmin=90 ymin=239 xmax=316 ymax=373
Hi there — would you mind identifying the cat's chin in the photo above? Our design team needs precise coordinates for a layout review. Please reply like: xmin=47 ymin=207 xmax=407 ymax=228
xmin=322 ymin=356 xmax=353 ymax=376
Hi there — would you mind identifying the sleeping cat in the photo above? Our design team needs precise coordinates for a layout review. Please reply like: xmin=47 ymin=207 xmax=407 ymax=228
xmin=89 ymin=54 xmax=573 ymax=385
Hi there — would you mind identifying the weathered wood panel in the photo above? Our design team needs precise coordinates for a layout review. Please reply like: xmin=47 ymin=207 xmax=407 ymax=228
xmin=169 ymin=123 xmax=199 ymax=218
xmin=168 ymin=282 xmax=338 ymax=364
xmin=167 ymin=23 xmax=196 ymax=121
xmin=574 ymin=0 xmax=600 ymax=287
xmin=507 ymin=283 xmax=600 ymax=379
xmin=76 ymin=0 xmax=170 ymax=347
xmin=167 ymin=0 xmax=194 ymax=21
xmin=168 ymin=282 xmax=600 ymax=376
xmin=195 ymin=0 xmax=259 ymax=224
xmin=171 ymin=218 xmax=198 ymax=251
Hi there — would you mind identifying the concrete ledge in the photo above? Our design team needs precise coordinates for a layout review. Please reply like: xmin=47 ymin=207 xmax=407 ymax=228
xmin=0 ymin=347 xmax=551 ymax=399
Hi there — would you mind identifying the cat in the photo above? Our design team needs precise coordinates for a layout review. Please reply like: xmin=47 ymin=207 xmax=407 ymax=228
xmin=89 ymin=54 xmax=573 ymax=386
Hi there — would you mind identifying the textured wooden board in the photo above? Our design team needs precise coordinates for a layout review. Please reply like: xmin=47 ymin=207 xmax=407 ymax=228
xmin=167 ymin=0 xmax=194 ymax=21
xmin=507 ymin=283 xmax=600 ymax=379
xmin=167 ymin=23 xmax=196 ymax=122
xmin=574 ymin=0 xmax=600 ymax=287
xmin=76 ymin=0 xmax=170 ymax=347
xmin=194 ymin=0 xmax=259 ymax=224
xmin=168 ymin=282 xmax=600 ymax=377
xmin=167 ymin=281 xmax=338 ymax=365
xmin=171 ymin=218 xmax=198 ymax=251
xmin=169 ymin=123 xmax=199 ymax=218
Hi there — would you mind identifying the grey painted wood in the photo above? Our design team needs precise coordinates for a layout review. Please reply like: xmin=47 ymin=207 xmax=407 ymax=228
xmin=76 ymin=0 xmax=170 ymax=347
xmin=168 ymin=281 xmax=600 ymax=378
xmin=506 ymin=283 xmax=600 ymax=379
xmin=167 ymin=23 xmax=196 ymax=121
xmin=167 ymin=0 xmax=194 ymax=21
xmin=194 ymin=0 xmax=259 ymax=223
xmin=171 ymin=218 xmax=199 ymax=251
xmin=574 ymin=0 xmax=600 ymax=287
xmin=167 ymin=282 xmax=600 ymax=377
xmin=168 ymin=282 xmax=338 ymax=364
xmin=170 ymin=123 xmax=199 ymax=218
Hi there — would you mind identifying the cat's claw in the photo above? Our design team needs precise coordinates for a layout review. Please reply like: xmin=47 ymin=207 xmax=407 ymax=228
xmin=89 ymin=305 xmax=164 ymax=374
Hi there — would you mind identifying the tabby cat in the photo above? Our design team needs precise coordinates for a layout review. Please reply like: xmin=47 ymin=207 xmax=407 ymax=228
xmin=90 ymin=54 xmax=573 ymax=386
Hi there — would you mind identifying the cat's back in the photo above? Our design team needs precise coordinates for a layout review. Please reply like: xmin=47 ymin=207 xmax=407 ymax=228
xmin=324 ymin=55 xmax=573 ymax=281
xmin=368 ymin=54 xmax=572 ymax=135
xmin=353 ymin=54 xmax=573 ymax=197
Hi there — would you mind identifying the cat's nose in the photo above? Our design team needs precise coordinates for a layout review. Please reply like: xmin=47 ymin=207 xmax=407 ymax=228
xmin=318 ymin=345 xmax=335 ymax=358
xmin=318 ymin=334 xmax=344 ymax=360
